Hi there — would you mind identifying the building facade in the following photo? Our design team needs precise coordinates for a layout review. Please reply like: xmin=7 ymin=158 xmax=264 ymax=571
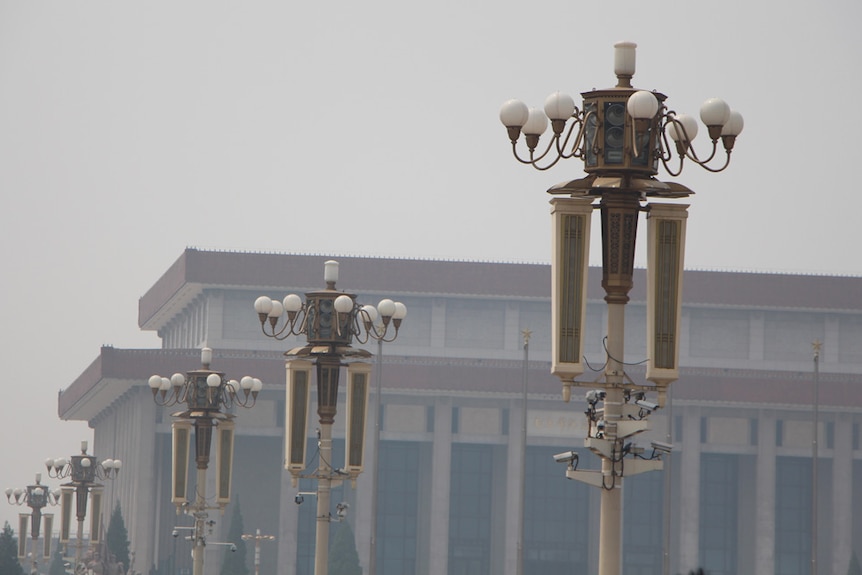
xmin=59 ymin=249 xmax=862 ymax=575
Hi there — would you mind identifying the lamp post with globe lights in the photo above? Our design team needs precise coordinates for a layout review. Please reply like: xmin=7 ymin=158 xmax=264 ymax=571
xmin=253 ymin=259 xmax=405 ymax=575
xmin=148 ymin=347 xmax=262 ymax=575
xmin=44 ymin=441 xmax=121 ymax=572
xmin=500 ymin=41 xmax=743 ymax=575
xmin=5 ymin=473 xmax=61 ymax=574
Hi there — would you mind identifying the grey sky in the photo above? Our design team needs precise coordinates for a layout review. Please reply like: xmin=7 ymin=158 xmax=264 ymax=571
xmin=1 ymin=0 xmax=860 ymax=529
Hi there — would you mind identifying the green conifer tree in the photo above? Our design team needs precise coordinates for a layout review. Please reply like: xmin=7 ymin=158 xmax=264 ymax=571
xmin=328 ymin=523 xmax=361 ymax=575
xmin=106 ymin=501 xmax=132 ymax=572
xmin=220 ymin=499 xmax=249 ymax=575
xmin=0 ymin=522 xmax=25 ymax=575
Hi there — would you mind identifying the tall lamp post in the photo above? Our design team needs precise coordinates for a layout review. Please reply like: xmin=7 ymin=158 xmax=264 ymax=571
xmin=45 ymin=441 xmax=122 ymax=572
xmin=148 ymin=347 xmax=263 ymax=575
xmin=241 ymin=528 xmax=276 ymax=575
xmin=811 ymin=340 xmax=821 ymax=575
xmin=500 ymin=42 xmax=743 ymax=575
xmin=254 ymin=259 xmax=406 ymax=575
xmin=5 ymin=473 xmax=60 ymax=574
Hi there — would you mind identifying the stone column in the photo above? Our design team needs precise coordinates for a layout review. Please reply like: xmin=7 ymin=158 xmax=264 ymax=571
xmin=427 ymin=397 xmax=452 ymax=575
xmin=831 ymin=416 xmax=853 ymax=575
xmin=677 ymin=405 xmax=701 ymax=572
xmin=754 ymin=411 xmax=776 ymax=575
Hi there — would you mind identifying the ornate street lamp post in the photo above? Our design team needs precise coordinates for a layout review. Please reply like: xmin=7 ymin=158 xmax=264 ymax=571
xmin=45 ymin=441 xmax=121 ymax=572
xmin=148 ymin=347 xmax=262 ymax=575
xmin=5 ymin=473 xmax=60 ymax=574
xmin=254 ymin=259 xmax=405 ymax=575
xmin=500 ymin=42 xmax=743 ymax=575
xmin=241 ymin=528 xmax=276 ymax=575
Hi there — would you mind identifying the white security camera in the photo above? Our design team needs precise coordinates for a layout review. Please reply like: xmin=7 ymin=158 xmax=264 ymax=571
xmin=585 ymin=389 xmax=606 ymax=404
xmin=651 ymin=440 xmax=673 ymax=453
xmin=295 ymin=494 xmax=304 ymax=505
xmin=172 ymin=530 xmax=179 ymax=538
xmin=336 ymin=502 xmax=349 ymax=519
xmin=553 ymin=450 xmax=577 ymax=463
xmin=230 ymin=544 xmax=237 ymax=553
xmin=636 ymin=399 xmax=659 ymax=411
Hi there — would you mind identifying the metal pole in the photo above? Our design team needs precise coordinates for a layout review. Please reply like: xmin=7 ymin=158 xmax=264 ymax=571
xmin=518 ymin=330 xmax=530 ymax=575
xmin=29 ymin=532 xmax=37 ymax=575
xmin=598 ymin=301 xmax=626 ymax=575
xmin=315 ymin=423 xmax=333 ymax=575
xmin=811 ymin=340 xmax=820 ymax=575
xmin=192 ymin=467 xmax=206 ymax=575
xmin=254 ymin=529 xmax=261 ymax=575
xmin=75 ymin=517 xmax=84 ymax=571
xmin=662 ymin=386 xmax=673 ymax=575
xmin=369 ymin=337 xmax=383 ymax=575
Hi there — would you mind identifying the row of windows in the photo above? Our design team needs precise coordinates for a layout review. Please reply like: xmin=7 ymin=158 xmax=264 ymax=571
xmin=214 ymin=290 xmax=862 ymax=363
xmin=676 ymin=416 xmax=862 ymax=450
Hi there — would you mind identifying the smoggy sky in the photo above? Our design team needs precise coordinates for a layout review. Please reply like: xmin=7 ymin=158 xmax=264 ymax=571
xmin=1 ymin=0 xmax=860 ymax=530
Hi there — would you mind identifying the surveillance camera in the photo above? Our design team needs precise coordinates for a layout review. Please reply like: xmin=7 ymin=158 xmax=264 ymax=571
xmin=172 ymin=530 xmax=179 ymax=538
xmin=636 ymin=399 xmax=659 ymax=411
xmin=295 ymin=494 xmax=304 ymax=505
xmin=553 ymin=450 xmax=577 ymax=463
xmin=336 ymin=502 xmax=349 ymax=518
xmin=651 ymin=440 xmax=673 ymax=454
xmin=230 ymin=544 xmax=237 ymax=553
xmin=585 ymin=389 xmax=606 ymax=404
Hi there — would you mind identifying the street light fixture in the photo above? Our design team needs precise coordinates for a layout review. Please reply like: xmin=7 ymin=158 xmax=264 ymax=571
xmin=148 ymin=347 xmax=263 ymax=575
xmin=241 ymin=528 xmax=276 ymax=575
xmin=45 ymin=441 xmax=121 ymax=573
xmin=5 ymin=473 xmax=61 ymax=574
xmin=500 ymin=41 xmax=743 ymax=575
xmin=254 ymin=259 xmax=406 ymax=575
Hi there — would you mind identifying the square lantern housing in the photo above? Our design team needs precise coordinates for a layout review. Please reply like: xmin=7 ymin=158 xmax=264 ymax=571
xmin=550 ymin=198 xmax=593 ymax=382
xmin=345 ymin=362 xmax=372 ymax=480
xmin=646 ymin=203 xmax=688 ymax=390
xmin=285 ymin=360 xmax=313 ymax=480
xmin=582 ymin=88 xmax=664 ymax=176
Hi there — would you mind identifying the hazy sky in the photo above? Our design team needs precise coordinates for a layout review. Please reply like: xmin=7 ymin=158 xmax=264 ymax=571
xmin=1 ymin=1 xmax=860 ymax=530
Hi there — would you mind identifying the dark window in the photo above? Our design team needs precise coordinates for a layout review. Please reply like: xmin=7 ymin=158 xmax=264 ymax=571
xmin=448 ymin=444 xmax=493 ymax=575
xmin=699 ymin=454 xmax=738 ymax=575
xmin=775 ymin=457 xmax=812 ymax=575
xmin=854 ymin=423 xmax=860 ymax=451
xmin=376 ymin=441 xmax=421 ymax=575
xmin=623 ymin=466 xmax=665 ymax=575
xmin=524 ymin=447 xmax=591 ymax=574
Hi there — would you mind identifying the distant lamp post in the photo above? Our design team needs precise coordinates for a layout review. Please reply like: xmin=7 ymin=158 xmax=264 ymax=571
xmin=254 ymin=259 xmax=406 ymax=575
xmin=241 ymin=528 xmax=276 ymax=575
xmin=500 ymin=41 xmax=743 ymax=575
xmin=148 ymin=347 xmax=263 ymax=575
xmin=45 ymin=441 xmax=121 ymax=572
xmin=5 ymin=473 xmax=60 ymax=574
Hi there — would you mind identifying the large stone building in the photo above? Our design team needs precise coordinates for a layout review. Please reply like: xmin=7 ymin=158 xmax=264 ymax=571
xmin=59 ymin=248 xmax=862 ymax=575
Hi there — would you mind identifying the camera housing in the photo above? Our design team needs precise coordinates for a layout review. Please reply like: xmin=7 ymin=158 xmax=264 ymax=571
xmin=636 ymin=399 xmax=659 ymax=411
xmin=294 ymin=494 xmax=304 ymax=505
xmin=553 ymin=450 xmax=577 ymax=463
xmin=651 ymin=440 xmax=673 ymax=454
